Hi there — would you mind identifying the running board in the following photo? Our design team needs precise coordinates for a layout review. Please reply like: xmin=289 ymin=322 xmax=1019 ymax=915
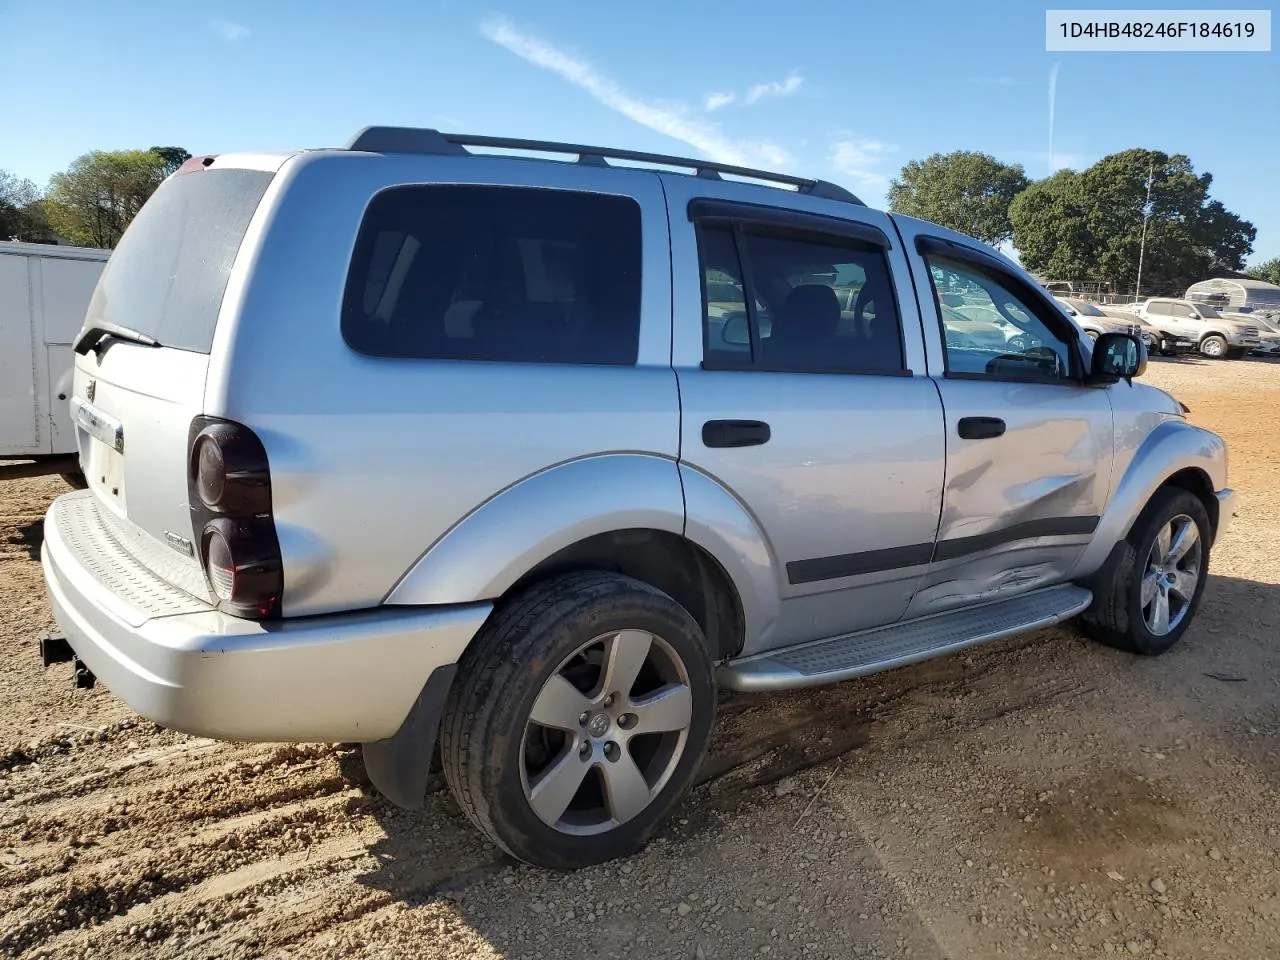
xmin=718 ymin=585 xmax=1092 ymax=693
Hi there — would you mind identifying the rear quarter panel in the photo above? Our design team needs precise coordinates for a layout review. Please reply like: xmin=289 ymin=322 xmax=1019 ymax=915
xmin=204 ymin=152 xmax=680 ymax=616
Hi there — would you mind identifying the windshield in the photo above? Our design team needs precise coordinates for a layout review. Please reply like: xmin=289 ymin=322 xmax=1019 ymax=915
xmin=1196 ymin=304 xmax=1222 ymax=318
xmin=82 ymin=168 xmax=273 ymax=354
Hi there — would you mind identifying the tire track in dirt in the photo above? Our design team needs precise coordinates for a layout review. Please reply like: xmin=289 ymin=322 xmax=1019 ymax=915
xmin=2 ymin=626 xmax=1090 ymax=958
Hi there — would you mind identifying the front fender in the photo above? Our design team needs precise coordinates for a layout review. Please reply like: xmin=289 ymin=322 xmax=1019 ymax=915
xmin=1070 ymin=418 xmax=1227 ymax=579
xmin=385 ymin=454 xmax=685 ymax=606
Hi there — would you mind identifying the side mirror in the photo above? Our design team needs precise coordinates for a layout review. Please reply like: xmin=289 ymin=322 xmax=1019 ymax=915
xmin=721 ymin=312 xmax=750 ymax=346
xmin=1089 ymin=332 xmax=1146 ymax=384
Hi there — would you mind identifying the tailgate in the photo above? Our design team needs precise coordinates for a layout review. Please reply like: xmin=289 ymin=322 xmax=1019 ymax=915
xmin=64 ymin=163 xmax=275 ymax=601
xmin=72 ymin=345 xmax=213 ymax=600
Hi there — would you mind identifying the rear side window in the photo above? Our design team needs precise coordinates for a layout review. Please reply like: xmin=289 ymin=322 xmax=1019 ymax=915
xmin=698 ymin=223 xmax=906 ymax=374
xmin=83 ymin=168 xmax=273 ymax=354
xmin=342 ymin=185 xmax=643 ymax=365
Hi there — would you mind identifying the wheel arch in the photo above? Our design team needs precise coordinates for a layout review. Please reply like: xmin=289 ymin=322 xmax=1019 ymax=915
xmin=1071 ymin=419 xmax=1227 ymax=580
xmin=383 ymin=454 xmax=765 ymax=659
xmin=510 ymin=528 xmax=745 ymax=660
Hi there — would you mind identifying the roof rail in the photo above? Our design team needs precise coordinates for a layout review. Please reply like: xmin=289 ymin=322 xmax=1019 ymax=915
xmin=342 ymin=126 xmax=864 ymax=206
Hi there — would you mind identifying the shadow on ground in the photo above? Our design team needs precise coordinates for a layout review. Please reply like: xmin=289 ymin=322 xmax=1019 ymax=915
xmin=340 ymin=572 xmax=1280 ymax=958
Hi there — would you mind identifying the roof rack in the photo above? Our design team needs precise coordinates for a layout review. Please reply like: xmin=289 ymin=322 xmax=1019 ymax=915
xmin=342 ymin=126 xmax=864 ymax=206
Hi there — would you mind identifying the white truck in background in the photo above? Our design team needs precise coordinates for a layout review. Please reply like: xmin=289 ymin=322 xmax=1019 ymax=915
xmin=0 ymin=242 xmax=110 ymax=485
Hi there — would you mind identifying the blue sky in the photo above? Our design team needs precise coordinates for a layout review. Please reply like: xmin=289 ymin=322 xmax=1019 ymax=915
xmin=4 ymin=0 xmax=1277 ymax=261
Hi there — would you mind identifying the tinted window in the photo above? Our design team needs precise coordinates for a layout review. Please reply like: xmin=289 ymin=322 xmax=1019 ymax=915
xmin=1147 ymin=301 xmax=1173 ymax=316
xmin=342 ymin=185 xmax=642 ymax=365
xmin=926 ymin=255 xmax=1074 ymax=381
xmin=698 ymin=223 xmax=904 ymax=373
xmin=83 ymin=169 xmax=273 ymax=354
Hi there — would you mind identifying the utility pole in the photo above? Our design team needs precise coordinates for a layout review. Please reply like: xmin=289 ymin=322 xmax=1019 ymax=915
xmin=1134 ymin=161 xmax=1154 ymax=301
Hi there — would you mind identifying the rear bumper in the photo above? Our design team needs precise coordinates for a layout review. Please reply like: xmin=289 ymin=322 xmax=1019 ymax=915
xmin=41 ymin=493 xmax=491 ymax=742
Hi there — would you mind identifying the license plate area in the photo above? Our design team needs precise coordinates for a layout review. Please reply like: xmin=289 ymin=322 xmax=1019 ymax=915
xmin=85 ymin=439 xmax=126 ymax=507
xmin=73 ymin=397 xmax=127 ymax=509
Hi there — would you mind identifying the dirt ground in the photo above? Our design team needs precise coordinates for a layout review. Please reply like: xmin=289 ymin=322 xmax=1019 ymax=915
xmin=2 ymin=356 xmax=1278 ymax=960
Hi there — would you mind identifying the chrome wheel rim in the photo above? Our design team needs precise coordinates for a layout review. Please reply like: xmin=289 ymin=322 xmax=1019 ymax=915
xmin=519 ymin=630 xmax=692 ymax=836
xmin=1202 ymin=338 xmax=1225 ymax=357
xmin=1141 ymin=513 xmax=1202 ymax=636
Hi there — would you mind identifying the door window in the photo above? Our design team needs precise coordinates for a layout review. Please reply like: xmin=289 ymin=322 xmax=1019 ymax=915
xmin=925 ymin=255 xmax=1077 ymax=381
xmin=697 ymin=223 xmax=905 ymax=374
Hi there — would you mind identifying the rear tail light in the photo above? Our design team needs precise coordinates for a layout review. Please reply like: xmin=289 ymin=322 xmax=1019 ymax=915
xmin=188 ymin=417 xmax=282 ymax=619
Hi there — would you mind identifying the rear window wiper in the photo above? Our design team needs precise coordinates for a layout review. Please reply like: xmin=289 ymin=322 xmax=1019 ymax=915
xmin=74 ymin=321 xmax=163 ymax=355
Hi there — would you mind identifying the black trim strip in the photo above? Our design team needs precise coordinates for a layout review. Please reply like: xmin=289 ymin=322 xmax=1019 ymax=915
xmin=787 ymin=542 xmax=934 ymax=585
xmin=932 ymin=516 xmax=1099 ymax=562
xmin=688 ymin=198 xmax=892 ymax=249
xmin=786 ymin=515 xmax=1100 ymax=584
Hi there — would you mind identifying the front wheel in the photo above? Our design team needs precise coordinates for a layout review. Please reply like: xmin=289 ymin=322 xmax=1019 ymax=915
xmin=439 ymin=571 xmax=716 ymax=870
xmin=1199 ymin=334 xmax=1228 ymax=358
xmin=1079 ymin=487 xmax=1211 ymax=655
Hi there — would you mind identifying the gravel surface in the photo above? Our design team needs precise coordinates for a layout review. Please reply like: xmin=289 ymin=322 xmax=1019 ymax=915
xmin=1 ymin=356 xmax=1278 ymax=959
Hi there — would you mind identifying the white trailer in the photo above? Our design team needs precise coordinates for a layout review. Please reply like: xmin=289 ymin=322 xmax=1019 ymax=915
xmin=0 ymin=241 xmax=109 ymax=483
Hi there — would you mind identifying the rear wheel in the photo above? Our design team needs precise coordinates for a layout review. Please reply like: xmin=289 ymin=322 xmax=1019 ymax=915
xmin=1079 ymin=487 xmax=1211 ymax=656
xmin=1199 ymin=334 xmax=1228 ymax=358
xmin=439 ymin=571 xmax=716 ymax=870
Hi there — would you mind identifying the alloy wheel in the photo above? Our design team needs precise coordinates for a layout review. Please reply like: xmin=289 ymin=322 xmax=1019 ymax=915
xmin=1141 ymin=513 xmax=1202 ymax=636
xmin=519 ymin=630 xmax=693 ymax=836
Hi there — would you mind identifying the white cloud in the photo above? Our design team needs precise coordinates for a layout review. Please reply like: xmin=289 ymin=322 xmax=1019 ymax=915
xmin=704 ymin=91 xmax=736 ymax=111
xmin=212 ymin=20 xmax=250 ymax=41
xmin=479 ymin=17 xmax=791 ymax=168
xmin=829 ymin=138 xmax=896 ymax=192
xmin=744 ymin=73 xmax=804 ymax=105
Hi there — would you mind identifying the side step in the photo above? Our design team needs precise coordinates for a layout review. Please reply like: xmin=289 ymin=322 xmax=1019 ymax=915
xmin=719 ymin=584 xmax=1092 ymax=692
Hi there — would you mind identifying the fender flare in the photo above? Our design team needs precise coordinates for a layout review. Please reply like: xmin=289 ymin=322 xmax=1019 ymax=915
xmin=386 ymin=454 xmax=687 ymax=606
xmin=679 ymin=464 xmax=782 ymax=650
xmin=384 ymin=455 xmax=783 ymax=653
xmin=1070 ymin=418 xmax=1227 ymax=579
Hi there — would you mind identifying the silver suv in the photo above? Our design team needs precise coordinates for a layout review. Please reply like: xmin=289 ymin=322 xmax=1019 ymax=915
xmin=41 ymin=128 xmax=1235 ymax=870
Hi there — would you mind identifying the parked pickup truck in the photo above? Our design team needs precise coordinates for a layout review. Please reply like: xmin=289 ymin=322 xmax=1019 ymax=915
xmin=1133 ymin=298 xmax=1261 ymax=359
xmin=0 ymin=242 xmax=109 ymax=486
xmin=1053 ymin=296 xmax=1194 ymax=357
xmin=39 ymin=129 xmax=1235 ymax=870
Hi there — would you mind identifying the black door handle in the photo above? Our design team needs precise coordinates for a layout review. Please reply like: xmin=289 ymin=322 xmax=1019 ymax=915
xmin=703 ymin=419 xmax=771 ymax=448
xmin=957 ymin=416 xmax=1006 ymax=440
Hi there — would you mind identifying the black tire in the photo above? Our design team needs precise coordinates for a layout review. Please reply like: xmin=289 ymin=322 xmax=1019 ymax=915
xmin=1199 ymin=334 xmax=1228 ymax=359
xmin=439 ymin=571 xmax=716 ymax=870
xmin=60 ymin=472 xmax=88 ymax=490
xmin=1078 ymin=487 xmax=1212 ymax=655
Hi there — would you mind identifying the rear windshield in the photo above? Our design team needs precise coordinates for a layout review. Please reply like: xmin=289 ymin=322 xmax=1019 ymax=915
xmin=83 ymin=168 xmax=273 ymax=354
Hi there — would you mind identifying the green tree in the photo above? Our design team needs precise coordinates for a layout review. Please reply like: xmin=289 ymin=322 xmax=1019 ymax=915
xmin=888 ymin=151 xmax=1030 ymax=245
xmin=1010 ymin=149 xmax=1256 ymax=294
xmin=1245 ymin=256 xmax=1280 ymax=286
xmin=43 ymin=149 xmax=174 ymax=248
xmin=149 ymin=146 xmax=192 ymax=177
xmin=0 ymin=169 xmax=46 ymax=241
